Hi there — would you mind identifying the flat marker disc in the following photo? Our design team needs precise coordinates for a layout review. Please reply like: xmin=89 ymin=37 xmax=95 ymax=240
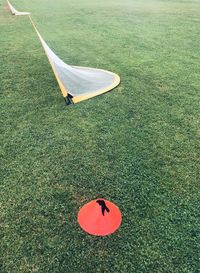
xmin=78 ymin=199 xmax=122 ymax=236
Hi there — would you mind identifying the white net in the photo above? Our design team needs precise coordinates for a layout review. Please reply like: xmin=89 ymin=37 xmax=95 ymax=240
xmin=33 ymin=21 xmax=120 ymax=104
xmin=7 ymin=1 xmax=120 ymax=104
xmin=7 ymin=0 xmax=30 ymax=16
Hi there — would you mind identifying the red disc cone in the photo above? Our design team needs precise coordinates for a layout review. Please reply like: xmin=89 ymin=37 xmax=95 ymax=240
xmin=77 ymin=199 xmax=122 ymax=236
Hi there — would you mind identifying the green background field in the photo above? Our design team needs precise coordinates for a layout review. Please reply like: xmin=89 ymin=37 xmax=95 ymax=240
xmin=0 ymin=0 xmax=200 ymax=272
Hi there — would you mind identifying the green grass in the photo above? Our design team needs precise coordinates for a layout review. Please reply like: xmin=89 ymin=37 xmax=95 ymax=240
xmin=0 ymin=0 xmax=200 ymax=272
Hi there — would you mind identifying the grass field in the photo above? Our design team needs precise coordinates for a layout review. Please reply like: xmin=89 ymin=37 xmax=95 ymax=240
xmin=0 ymin=0 xmax=200 ymax=272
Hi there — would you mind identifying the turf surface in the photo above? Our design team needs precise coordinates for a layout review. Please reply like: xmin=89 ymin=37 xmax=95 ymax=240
xmin=0 ymin=0 xmax=200 ymax=272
